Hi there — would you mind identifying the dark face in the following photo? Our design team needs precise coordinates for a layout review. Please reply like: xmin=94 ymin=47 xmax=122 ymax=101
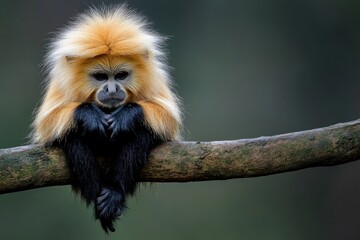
xmin=91 ymin=70 xmax=130 ymax=109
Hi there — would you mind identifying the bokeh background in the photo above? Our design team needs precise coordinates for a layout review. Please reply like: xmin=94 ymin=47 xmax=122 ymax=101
xmin=0 ymin=0 xmax=360 ymax=239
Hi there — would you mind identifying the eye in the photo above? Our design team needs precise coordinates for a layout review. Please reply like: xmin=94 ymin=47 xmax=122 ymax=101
xmin=91 ymin=72 xmax=108 ymax=81
xmin=115 ymin=71 xmax=129 ymax=80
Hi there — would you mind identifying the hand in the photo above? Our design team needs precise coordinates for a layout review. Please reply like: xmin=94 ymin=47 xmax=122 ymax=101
xmin=75 ymin=103 xmax=108 ymax=137
xmin=105 ymin=103 xmax=143 ymax=140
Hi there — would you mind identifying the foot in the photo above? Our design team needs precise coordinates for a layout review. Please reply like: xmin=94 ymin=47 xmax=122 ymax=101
xmin=95 ymin=187 xmax=126 ymax=232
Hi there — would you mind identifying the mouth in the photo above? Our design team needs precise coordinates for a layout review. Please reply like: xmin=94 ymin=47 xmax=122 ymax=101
xmin=97 ymin=96 xmax=125 ymax=109
xmin=97 ymin=88 xmax=127 ymax=109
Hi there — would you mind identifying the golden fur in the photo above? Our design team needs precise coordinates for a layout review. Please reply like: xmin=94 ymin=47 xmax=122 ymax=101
xmin=32 ymin=6 xmax=181 ymax=144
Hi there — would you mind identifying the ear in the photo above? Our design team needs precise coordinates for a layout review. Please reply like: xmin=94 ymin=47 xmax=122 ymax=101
xmin=141 ymin=50 xmax=150 ymax=60
xmin=65 ymin=55 xmax=77 ymax=63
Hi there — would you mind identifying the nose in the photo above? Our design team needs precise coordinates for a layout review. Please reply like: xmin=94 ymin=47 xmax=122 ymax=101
xmin=105 ymin=82 xmax=120 ymax=94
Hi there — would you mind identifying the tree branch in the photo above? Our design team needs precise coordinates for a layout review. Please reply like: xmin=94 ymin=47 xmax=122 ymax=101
xmin=1 ymin=119 xmax=360 ymax=194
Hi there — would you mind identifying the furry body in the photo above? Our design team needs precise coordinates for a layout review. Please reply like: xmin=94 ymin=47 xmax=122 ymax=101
xmin=32 ymin=6 xmax=181 ymax=232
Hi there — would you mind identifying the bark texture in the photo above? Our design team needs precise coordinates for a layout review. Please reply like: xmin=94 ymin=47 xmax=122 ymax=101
xmin=1 ymin=119 xmax=360 ymax=194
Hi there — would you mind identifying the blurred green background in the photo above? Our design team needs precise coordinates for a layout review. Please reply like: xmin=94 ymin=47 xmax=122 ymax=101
xmin=0 ymin=0 xmax=360 ymax=239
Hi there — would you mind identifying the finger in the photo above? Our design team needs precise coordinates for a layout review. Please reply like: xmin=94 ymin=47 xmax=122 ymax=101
xmin=97 ymin=194 xmax=108 ymax=204
xmin=102 ymin=119 xmax=109 ymax=128
xmin=109 ymin=121 xmax=117 ymax=131
xmin=104 ymin=114 xmax=112 ymax=120
xmin=99 ymin=204 xmax=109 ymax=216
xmin=107 ymin=116 xmax=114 ymax=124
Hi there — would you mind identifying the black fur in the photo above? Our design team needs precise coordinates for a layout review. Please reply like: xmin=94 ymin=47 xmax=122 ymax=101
xmin=56 ymin=102 xmax=162 ymax=233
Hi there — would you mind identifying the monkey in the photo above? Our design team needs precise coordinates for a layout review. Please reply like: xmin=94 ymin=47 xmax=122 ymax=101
xmin=32 ymin=6 xmax=182 ymax=233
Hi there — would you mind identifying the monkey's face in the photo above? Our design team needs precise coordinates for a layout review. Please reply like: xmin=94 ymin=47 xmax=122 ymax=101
xmin=68 ymin=54 xmax=150 ymax=109
xmin=85 ymin=56 xmax=134 ymax=109
xmin=90 ymin=69 xmax=130 ymax=109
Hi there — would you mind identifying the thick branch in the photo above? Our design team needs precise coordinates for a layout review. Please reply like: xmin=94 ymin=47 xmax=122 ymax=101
xmin=1 ymin=119 xmax=360 ymax=194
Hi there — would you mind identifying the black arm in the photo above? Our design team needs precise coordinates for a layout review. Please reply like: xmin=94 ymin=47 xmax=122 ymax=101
xmin=58 ymin=103 xmax=107 ymax=205
xmin=95 ymin=103 xmax=163 ymax=232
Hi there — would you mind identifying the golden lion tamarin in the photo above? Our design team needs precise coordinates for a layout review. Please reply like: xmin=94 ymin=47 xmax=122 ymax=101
xmin=32 ymin=6 xmax=181 ymax=232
